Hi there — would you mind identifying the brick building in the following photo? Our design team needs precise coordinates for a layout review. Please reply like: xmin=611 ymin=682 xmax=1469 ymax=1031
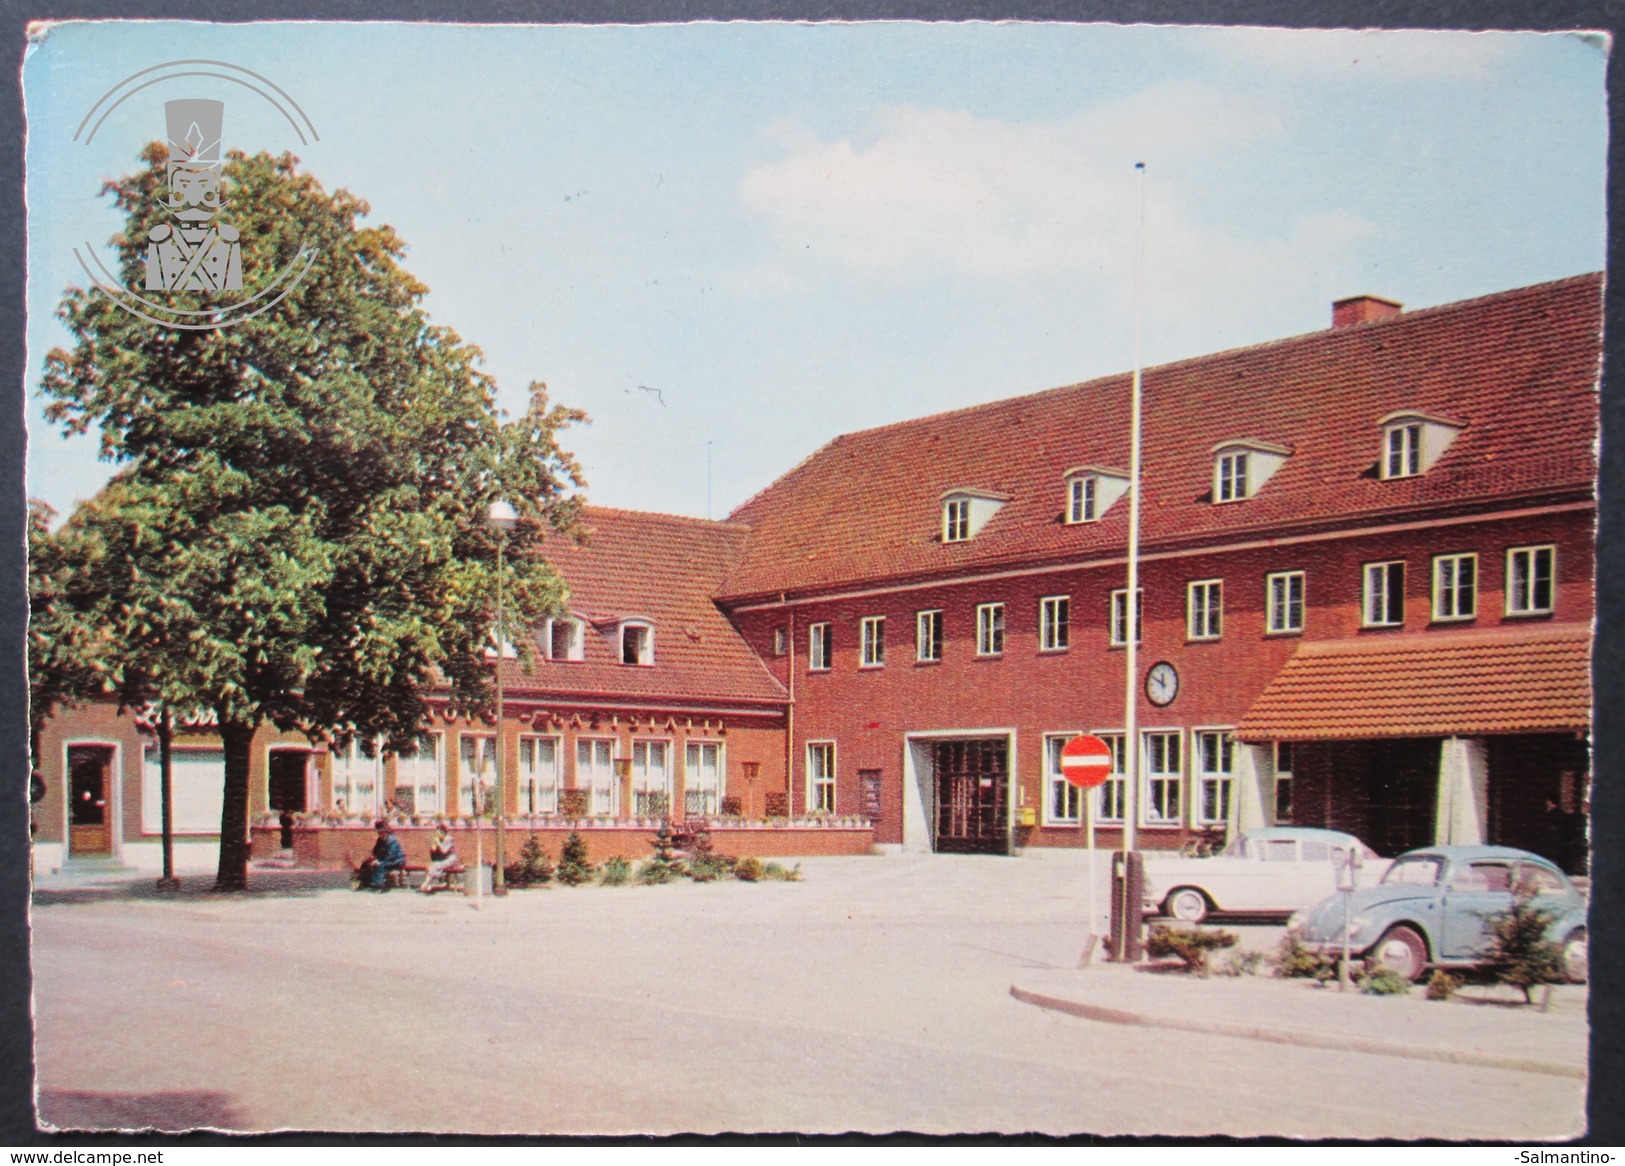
xmin=33 ymin=274 xmax=1598 ymax=871
xmin=716 ymin=273 xmax=1597 ymax=862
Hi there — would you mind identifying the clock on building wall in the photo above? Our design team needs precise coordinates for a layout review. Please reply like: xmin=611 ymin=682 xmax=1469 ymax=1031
xmin=1145 ymin=661 xmax=1180 ymax=707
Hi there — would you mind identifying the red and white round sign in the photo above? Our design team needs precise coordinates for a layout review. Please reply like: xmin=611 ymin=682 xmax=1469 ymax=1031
xmin=1059 ymin=734 xmax=1114 ymax=788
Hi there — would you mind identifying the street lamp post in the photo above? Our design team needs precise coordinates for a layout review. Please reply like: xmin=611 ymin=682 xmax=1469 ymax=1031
xmin=488 ymin=499 xmax=519 ymax=896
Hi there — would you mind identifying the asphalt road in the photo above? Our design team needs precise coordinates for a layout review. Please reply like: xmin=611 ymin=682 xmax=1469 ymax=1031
xmin=30 ymin=853 xmax=1585 ymax=1137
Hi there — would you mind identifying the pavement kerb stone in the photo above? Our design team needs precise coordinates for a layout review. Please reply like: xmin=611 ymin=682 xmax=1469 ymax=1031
xmin=1009 ymin=985 xmax=1586 ymax=1080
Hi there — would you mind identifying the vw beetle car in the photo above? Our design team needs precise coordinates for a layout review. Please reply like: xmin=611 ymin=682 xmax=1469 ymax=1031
xmin=1287 ymin=845 xmax=1587 ymax=983
xmin=1142 ymin=826 xmax=1389 ymax=923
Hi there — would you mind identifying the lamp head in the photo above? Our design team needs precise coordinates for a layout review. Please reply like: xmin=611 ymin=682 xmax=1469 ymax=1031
xmin=487 ymin=499 xmax=519 ymax=532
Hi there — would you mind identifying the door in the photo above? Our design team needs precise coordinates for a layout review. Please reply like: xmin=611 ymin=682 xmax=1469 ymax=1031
xmin=68 ymin=745 xmax=114 ymax=856
xmin=932 ymin=739 xmax=1009 ymax=854
xmin=1440 ymin=859 xmax=1515 ymax=959
xmin=267 ymin=750 xmax=310 ymax=814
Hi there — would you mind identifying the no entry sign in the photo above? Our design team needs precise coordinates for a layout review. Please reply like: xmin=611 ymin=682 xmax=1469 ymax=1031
xmin=1059 ymin=734 xmax=1113 ymax=788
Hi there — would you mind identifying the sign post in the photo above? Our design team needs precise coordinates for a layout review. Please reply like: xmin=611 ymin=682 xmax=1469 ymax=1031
xmin=1061 ymin=735 xmax=1114 ymax=967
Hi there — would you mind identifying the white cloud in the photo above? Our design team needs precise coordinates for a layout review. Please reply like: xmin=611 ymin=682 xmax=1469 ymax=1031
xmin=741 ymin=84 xmax=1283 ymax=280
xmin=1203 ymin=26 xmax=1522 ymax=79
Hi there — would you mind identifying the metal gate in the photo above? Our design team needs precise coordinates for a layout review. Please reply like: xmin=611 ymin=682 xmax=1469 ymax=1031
xmin=932 ymin=739 xmax=1009 ymax=854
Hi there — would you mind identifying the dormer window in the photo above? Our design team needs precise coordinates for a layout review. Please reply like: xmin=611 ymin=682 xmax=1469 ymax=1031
xmin=940 ymin=488 xmax=1010 ymax=543
xmin=1379 ymin=411 xmax=1463 ymax=479
xmin=1063 ymin=466 xmax=1129 ymax=524
xmin=619 ymin=620 xmax=654 ymax=666
xmin=1211 ymin=439 xmax=1291 ymax=503
xmin=545 ymin=617 xmax=585 ymax=661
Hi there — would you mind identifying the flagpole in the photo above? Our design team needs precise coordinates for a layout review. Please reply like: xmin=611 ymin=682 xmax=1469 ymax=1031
xmin=1123 ymin=161 xmax=1146 ymax=856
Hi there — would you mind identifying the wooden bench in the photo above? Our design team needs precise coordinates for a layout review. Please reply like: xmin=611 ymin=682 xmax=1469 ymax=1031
xmin=352 ymin=860 xmax=467 ymax=892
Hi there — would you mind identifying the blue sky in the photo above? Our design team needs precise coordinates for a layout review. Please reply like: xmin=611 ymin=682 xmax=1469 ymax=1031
xmin=23 ymin=21 xmax=1608 ymax=523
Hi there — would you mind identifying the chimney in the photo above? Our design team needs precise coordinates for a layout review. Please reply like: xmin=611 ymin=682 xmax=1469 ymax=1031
xmin=1332 ymin=294 xmax=1403 ymax=328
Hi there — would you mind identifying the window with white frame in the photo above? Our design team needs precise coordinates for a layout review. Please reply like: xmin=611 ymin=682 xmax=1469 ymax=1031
xmin=575 ymin=738 xmax=617 ymax=817
xmin=1266 ymin=570 xmax=1305 ymax=635
xmin=1069 ymin=476 xmax=1098 ymax=523
xmin=630 ymin=739 xmax=671 ymax=816
xmin=1432 ymin=553 xmax=1477 ymax=622
xmin=1507 ymin=545 xmax=1556 ymax=616
xmin=976 ymin=603 xmax=1005 ymax=656
xmin=1143 ymin=731 xmax=1182 ymax=825
xmin=546 ymin=617 xmax=584 ymax=661
xmin=1095 ymin=733 xmax=1127 ymax=823
xmin=458 ymin=733 xmax=497 ymax=816
xmin=772 ymin=626 xmax=787 ymax=657
xmin=620 ymin=621 xmax=654 ymax=665
xmin=1363 ymin=561 xmax=1405 ymax=627
xmin=807 ymin=742 xmax=836 ymax=813
xmin=809 ymin=622 xmax=832 ymax=671
xmin=1040 ymin=596 xmax=1070 ymax=652
xmin=916 ymin=610 xmax=943 ymax=663
xmin=685 ymin=741 xmax=723 ymax=815
xmin=1384 ymin=422 xmax=1422 ymax=479
xmin=1195 ymin=730 xmax=1235 ymax=825
xmin=331 ymin=739 xmax=383 ymax=816
xmin=142 ymin=745 xmax=225 ymax=834
xmin=943 ymin=498 xmax=971 ymax=543
xmin=395 ymin=733 xmax=444 ymax=818
xmin=1216 ymin=451 xmax=1249 ymax=502
xmin=518 ymin=735 xmax=560 ymax=815
xmin=1187 ymin=580 xmax=1223 ymax=640
xmin=860 ymin=616 xmax=886 ymax=667
xmin=1110 ymin=588 xmax=1143 ymax=646
xmin=1274 ymin=741 xmax=1294 ymax=823
xmin=1044 ymin=734 xmax=1083 ymax=824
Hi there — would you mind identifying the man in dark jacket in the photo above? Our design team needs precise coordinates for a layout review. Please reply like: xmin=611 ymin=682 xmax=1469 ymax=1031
xmin=358 ymin=819 xmax=407 ymax=891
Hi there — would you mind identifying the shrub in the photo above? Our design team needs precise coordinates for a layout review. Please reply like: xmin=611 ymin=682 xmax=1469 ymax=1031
xmin=1483 ymin=881 xmax=1565 ymax=1003
xmin=686 ymin=823 xmax=736 ymax=882
xmin=638 ymin=858 xmax=680 ymax=885
xmin=734 ymin=855 xmax=765 ymax=882
xmin=556 ymin=831 xmax=596 ymax=886
xmin=1218 ymin=950 xmax=1264 ymax=978
xmin=1274 ymin=932 xmax=1336 ymax=982
xmin=1358 ymin=964 xmax=1412 ymax=996
xmin=599 ymin=856 xmax=632 ymax=886
xmin=762 ymin=861 xmax=802 ymax=882
xmin=721 ymin=797 xmax=743 ymax=818
xmin=504 ymin=833 xmax=554 ymax=889
xmin=1425 ymin=969 xmax=1460 ymax=1001
xmin=1146 ymin=924 xmax=1238 ymax=974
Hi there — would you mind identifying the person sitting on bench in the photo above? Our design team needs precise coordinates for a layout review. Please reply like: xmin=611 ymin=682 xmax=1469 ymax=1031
xmin=419 ymin=821 xmax=460 ymax=892
xmin=357 ymin=819 xmax=407 ymax=891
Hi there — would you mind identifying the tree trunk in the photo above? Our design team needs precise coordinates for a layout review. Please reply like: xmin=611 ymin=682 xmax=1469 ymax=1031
xmin=215 ymin=719 xmax=255 ymax=891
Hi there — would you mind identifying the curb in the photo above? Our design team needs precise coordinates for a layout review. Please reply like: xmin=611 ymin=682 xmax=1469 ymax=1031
xmin=1009 ymin=985 xmax=1585 ymax=1080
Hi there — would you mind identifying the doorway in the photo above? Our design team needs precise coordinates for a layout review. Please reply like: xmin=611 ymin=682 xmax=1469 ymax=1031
xmin=931 ymin=739 xmax=1009 ymax=854
xmin=268 ymin=750 xmax=311 ymax=814
xmin=67 ymin=744 xmax=115 ymax=856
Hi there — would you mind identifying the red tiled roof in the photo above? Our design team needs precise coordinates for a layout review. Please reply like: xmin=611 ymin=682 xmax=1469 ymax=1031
xmin=720 ymin=274 xmax=1601 ymax=602
xmin=1234 ymin=623 xmax=1592 ymax=742
xmin=502 ymin=508 xmax=786 ymax=707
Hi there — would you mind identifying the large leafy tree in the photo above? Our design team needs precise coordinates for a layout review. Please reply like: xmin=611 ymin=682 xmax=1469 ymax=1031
xmin=39 ymin=145 xmax=586 ymax=889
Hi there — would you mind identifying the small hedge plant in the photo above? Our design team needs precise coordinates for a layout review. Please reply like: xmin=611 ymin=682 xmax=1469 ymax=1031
xmin=599 ymin=856 xmax=632 ymax=886
xmin=1145 ymin=924 xmax=1238 ymax=975
xmin=556 ymin=831 xmax=596 ymax=886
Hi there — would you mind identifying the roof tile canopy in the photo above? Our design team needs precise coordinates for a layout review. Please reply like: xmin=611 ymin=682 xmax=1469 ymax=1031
xmin=1234 ymin=623 xmax=1591 ymax=742
xmin=721 ymin=274 xmax=1601 ymax=602
xmin=503 ymin=508 xmax=786 ymax=707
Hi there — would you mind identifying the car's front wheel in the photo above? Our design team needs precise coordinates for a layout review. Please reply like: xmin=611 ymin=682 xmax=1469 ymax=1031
xmin=1165 ymin=887 xmax=1210 ymax=923
xmin=1561 ymin=929 xmax=1588 ymax=984
xmin=1369 ymin=925 xmax=1429 ymax=982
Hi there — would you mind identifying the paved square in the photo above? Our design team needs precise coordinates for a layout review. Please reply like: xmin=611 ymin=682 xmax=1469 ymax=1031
xmin=31 ymin=853 xmax=1585 ymax=1137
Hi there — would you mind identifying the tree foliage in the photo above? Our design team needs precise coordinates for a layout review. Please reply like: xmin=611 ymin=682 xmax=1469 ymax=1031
xmin=38 ymin=146 xmax=587 ymax=888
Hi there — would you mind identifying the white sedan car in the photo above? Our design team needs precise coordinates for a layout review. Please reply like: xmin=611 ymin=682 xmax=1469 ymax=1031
xmin=1143 ymin=827 xmax=1390 ymax=923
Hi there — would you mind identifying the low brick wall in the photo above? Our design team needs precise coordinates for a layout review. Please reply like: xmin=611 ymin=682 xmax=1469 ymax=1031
xmin=252 ymin=819 xmax=875 ymax=870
